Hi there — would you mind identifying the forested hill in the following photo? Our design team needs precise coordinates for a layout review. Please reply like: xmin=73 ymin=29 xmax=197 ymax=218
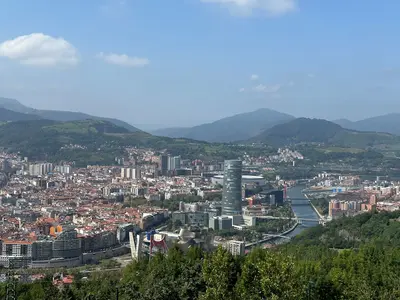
xmin=0 ymin=119 xmax=260 ymax=166
xmin=0 ymin=119 xmax=160 ymax=165
xmin=250 ymin=117 xmax=398 ymax=148
xmin=290 ymin=210 xmax=400 ymax=248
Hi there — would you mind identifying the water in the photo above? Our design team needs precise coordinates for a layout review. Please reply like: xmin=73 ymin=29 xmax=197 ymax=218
xmin=286 ymin=185 xmax=320 ymax=237
xmin=257 ymin=185 xmax=320 ymax=248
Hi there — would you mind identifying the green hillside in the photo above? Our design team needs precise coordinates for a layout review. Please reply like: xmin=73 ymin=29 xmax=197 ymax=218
xmin=0 ymin=97 xmax=141 ymax=132
xmin=251 ymin=117 xmax=398 ymax=148
xmin=0 ymin=107 xmax=42 ymax=122
xmin=0 ymin=119 xmax=271 ymax=166
xmin=0 ymin=119 xmax=144 ymax=165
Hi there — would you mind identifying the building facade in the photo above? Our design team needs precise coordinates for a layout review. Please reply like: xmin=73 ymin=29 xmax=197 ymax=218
xmin=222 ymin=160 xmax=242 ymax=216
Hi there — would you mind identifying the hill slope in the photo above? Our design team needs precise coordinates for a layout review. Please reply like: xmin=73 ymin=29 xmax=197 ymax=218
xmin=0 ymin=119 xmax=145 ymax=165
xmin=152 ymin=108 xmax=295 ymax=142
xmin=251 ymin=118 xmax=398 ymax=147
xmin=0 ymin=119 xmax=233 ymax=166
xmin=333 ymin=113 xmax=400 ymax=135
xmin=0 ymin=97 xmax=140 ymax=132
xmin=0 ymin=107 xmax=42 ymax=122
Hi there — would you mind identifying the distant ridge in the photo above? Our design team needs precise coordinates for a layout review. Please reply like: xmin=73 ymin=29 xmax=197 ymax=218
xmin=332 ymin=113 xmax=400 ymax=136
xmin=0 ymin=107 xmax=42 ymax=122
xmin=151 ymin=108 xmax=295 ymax=142
xmin=250 ymin=117 xmax=397 ymax=147
xmin=0 ymin=97 xmax=141 ymax=132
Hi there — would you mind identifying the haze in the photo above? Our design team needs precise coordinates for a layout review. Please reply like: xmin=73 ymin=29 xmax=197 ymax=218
xmin=0 ymin=0 xmax=399 ymax=128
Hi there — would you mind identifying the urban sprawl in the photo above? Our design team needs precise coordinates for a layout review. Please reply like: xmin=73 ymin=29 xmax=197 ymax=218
xmin=0 ymin=147 xmax=398 ymax=272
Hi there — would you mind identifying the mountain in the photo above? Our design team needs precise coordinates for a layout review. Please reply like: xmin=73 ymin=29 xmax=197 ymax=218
xmin=251 ymin=118 xmax=398 ymax=148
xmin=332 ymin=113 xmax=400 ymax=136
xmin=0 ymin=119 xmax=214 ymax=166
xmin=0 ymin=119 xmax=150 ymax=166
xmin=0 ymin=97 xmax=140 ymax=132
xmin=151 ymin=108 xmax=295 ymax=142
xmin=332 ymin=118 xmax=354 ymax=128
xmin=0 ymin=107 xmax=43 ymax=122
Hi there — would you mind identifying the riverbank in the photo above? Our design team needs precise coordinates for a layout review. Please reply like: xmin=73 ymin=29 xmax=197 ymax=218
xmin=304 ymin=194 xmax=325 ymax=220
xmin=245 ymin=217 xmax=299 ymax=248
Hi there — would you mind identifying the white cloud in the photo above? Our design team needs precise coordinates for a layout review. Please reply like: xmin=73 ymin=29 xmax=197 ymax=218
xmin=200 ymin=0 xmax=297 ymax=16
xmin=0 ymin=33 xmax=78 ymax=67
xmin=250 ymin=74 xmax=259 ymax=80
xmin=307 ymin=73 xmax=315 ymax=78
xmin=239 ymin=87 xmax=245 ymax=92
xmin=96 ymin=52 xmax=149 ymax=67
xmin=253 ymin=83 xmax=282 ymax=93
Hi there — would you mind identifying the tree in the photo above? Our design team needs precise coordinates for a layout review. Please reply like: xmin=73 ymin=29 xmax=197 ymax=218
xmin=200 ymin=246 xmax=240 ymax=300
xmin=236 ymin=248 xmax=302 ymax=299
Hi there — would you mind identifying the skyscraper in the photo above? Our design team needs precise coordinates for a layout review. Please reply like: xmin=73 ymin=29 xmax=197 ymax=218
xmin=160 ymin=155 xmax=169 ymax=175
xmin=222 ymin=160 xmax=242 ymax=216
xmin=168 ymin=156 xmax=181 ymax=171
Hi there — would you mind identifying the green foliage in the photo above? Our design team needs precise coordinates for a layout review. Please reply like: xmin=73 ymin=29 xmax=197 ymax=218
xmin=310 ymin=198 xmax=330 ymax=215
xmin=292 ymin=210 xmax=400 ymax=249
xmin=200 ymin=246 xmax=240 ymax=300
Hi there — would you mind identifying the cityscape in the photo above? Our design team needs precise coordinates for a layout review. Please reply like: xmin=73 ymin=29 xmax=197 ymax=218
xmin=1 ymin=0 xmax=400 ymax=299
xmin=0 ymin=147 xmax=399 ymax=271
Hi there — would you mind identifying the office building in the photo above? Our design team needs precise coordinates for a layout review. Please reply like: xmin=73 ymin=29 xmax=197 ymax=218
xmin=54 ymin=165 xmax=71 ymax=174
xmin=28 ymin=163 xmax=53 ymax=176
xmin=168 ymin=156 xmax=181 ymax=171
xmin=52 ymin=226 xmax=81 ymax=259
xmin=222 ymin=160 xmax=242 ymax=216
xmin=172 ymin=211 xmax=209 ymax=227
xmin=160 ymin=155 xmax=169 ymax=175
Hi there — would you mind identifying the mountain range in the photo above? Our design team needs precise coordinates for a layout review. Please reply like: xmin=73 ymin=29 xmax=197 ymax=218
xmin=152 ymin=109 xmax=400 ymax=143
xmin=0 ymin=97 xmax=140 ymax=132
xmin=151 ymin=108 xmax=295 ymax=142
xmin=332 ymin=114 xmax=400 ymax=135
xmin=1 ymin=96 xmax=400 ymax=146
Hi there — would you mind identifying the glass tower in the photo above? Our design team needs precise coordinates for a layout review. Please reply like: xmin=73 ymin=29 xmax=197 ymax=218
xmin=222 ymin=160 xmax=242 ymax=215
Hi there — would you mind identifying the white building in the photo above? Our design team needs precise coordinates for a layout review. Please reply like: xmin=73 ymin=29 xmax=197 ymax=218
xmin=224 ymin=240 xmax=245 ymax=256
xmin=121 ymin=168 xmax=141 ymax=179
xmin=28 ymin=163 xmax=53 ymax=176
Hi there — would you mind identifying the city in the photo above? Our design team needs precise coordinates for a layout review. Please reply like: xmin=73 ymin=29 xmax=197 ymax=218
xmin=2 ymin=0 xmax=400 ymax=299
xmin=0 ymin=146 xmax=399 ymax=271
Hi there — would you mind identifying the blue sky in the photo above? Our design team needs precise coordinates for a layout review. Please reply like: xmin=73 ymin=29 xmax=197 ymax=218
xmin=0 ymin=0 xmax=399 ymax=129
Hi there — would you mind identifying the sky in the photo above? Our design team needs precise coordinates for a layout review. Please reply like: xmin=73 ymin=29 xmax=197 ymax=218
xmin=0 ymin=0 xmax=400 ymax=129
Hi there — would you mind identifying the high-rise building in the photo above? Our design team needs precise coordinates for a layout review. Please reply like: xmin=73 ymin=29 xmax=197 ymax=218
xmin=54 ymin=165 xmax=71 ymax=174
xmin=222 ymin=160 xmax=242 ymax=216
xmin=168 ymin=156 xmax=181 ymax=171
xmin=160 ymin=155 xmax=169 ymax=175
xmin=28 ymin=163 xmax=53 ymax=176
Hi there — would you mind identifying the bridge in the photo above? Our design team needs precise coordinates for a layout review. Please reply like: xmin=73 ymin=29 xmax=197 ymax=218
xmin=256 ymin=215 xmax=320 ymax=223
xmin=286 ymin=197 xmax=310 ymax=205
xmin=245 ymin=234 xmax=292 ymax=248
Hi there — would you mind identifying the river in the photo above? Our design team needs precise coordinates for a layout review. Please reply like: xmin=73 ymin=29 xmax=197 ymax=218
xmin=253 ymin=185 xmax=321 ymax=248
xmin=286 ymin=185 xmax=320 ymax=237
